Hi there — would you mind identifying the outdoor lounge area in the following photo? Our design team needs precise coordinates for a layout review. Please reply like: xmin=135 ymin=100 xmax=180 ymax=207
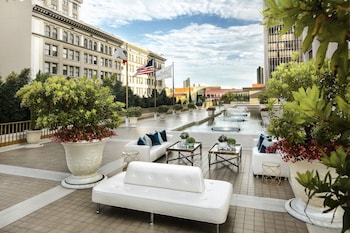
xmin=0 ymin=109 xmax=341 ymax=233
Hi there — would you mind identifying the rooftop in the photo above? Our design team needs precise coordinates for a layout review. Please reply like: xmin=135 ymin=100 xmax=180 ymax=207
xmin=0 ymin=108 xmax=341 ymax=233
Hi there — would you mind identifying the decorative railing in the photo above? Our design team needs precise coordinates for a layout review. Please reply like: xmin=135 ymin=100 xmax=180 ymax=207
xmin=0 ymin=121 xmax=54 ymax=147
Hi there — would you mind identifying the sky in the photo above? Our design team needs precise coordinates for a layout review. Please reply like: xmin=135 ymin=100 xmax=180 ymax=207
xmin=80 ymin=0 xmax=264 ymax=89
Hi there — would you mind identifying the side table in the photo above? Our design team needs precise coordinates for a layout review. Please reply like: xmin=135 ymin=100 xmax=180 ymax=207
xmin=262 ymin=162 xmax=281 ymax=185
xmin=122 ymin=151 xmax=139 ymax=171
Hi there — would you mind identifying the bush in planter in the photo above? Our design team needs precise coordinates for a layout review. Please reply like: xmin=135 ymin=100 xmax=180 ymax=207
xmin=187 ymin=103 xmax=196 ymax=109
xmin=126 ymin=107 xmax=142 ymax=117
xmin=16 ymin=76 xmax=124 ymax=142
xmin=174 ymin=104 xmax=183 ymax=111
xmin=157 ymin=105 xmax=169 ymax=114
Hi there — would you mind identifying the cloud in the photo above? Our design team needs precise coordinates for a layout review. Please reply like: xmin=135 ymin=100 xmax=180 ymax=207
xmin=80 ymin=0 xmax=264 ymax=88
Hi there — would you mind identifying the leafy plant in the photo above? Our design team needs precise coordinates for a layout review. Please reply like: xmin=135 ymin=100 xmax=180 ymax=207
xmin=227 ymin=138 xmax=236 ymax=145
xmin=174 ymin=104 xmax=183 ymax=111
xmin=187 ymin=103 xmax=196 ymax=109
xmin=126 ymin=107 xmax=142 ymax=117
xmin=186 ymin=137 xmax=196 ymax=144
xmin=157 ymin=105 xmax=169 ymax=113
xmin=218 ymin=134 xmax=227 ymax=143
xmin=17 ymin=76 xmax=124 ymax=143
xmin=180 ymin=132 xmax=189 ymax=139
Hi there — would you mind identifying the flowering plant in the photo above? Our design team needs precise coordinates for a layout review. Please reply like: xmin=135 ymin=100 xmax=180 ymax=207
xmin=17 ymin=76 xmax=124 ymax=143
xmin=266 ymin=138 xmax=339 ymax=163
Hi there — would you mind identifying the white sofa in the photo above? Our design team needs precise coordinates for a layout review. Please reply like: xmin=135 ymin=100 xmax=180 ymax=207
xmin=251 ymin=139 xmax=290 ymax=178
xmin=123 ymin=134 xmax=173 ymax=162
xmin=92 ymin=161 xmax=233 ymax=233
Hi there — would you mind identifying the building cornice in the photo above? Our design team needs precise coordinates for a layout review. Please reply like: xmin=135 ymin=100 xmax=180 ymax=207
xmin=32 ymin=4 xmax=124 ymax=45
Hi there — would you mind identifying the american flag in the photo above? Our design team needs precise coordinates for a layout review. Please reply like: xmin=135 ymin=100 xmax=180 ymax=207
xmin=133 ymin=59 xmax=154 ymax=76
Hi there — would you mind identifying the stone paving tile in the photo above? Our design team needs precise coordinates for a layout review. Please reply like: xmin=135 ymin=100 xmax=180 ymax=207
xmin=0 ymin=174 xmax=59 ymax=211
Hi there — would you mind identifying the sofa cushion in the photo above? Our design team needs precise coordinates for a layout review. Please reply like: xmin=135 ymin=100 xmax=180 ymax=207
xmin=159 ymin=129 xmax=167 ymax=142
xmin=137 ymin=137 xmax=147 ymax=145
xmin=124 ymin=161 xmax=205 ymax=193
xmin=143 ymin=134 xmax=152 ymax=146
xmin=259 ymin=138 xmax=274 ymax=153
xmin=257 ymin=133 xmax=269 ymax=150
xmin=147 ymin=132 xmax=161 ymax=146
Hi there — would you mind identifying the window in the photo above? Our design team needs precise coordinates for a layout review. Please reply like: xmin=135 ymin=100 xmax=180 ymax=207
xmin=94 ymin=42 xmax=97 ymax=51
xmin=75 ymin=35 xmax=79 ymax=46
xmin=88 ymin=55 xmax=93 ymax=64
xmin=70 ymin=33 xmax=74 ymax=44
xmin=63 ymin=0 xmax=68 ymax=5
xmin=89 ymin=40 xmax=92 ymax=49
xmin=100 ymin=44 xmax=104 ymax=53
xmin=62 ymin=9 xmax=68 ymax=15
xmin=72 ymin=13 xmax=77 ymax=19
xmin=63 ymin=48 xmax=68 ymax=59
xmin=84 ymin=53 xmax=88 ymax=63
xmin=52 ymin=45 xmax=57 ymax=56
xmin=44 ymin=44 xmax=50 ymax=55
xmin=84 ymin=68 xmax=88 ymax=77
xmin=45 ymin=25 xmax=50 ymax=37
xmin=73 ymin=3 xmax=78 ymax=10
xmin=69 ymin=66 xmax=74 ymax=76
xmin=84 ymin=39 xmax=87 ymax=48
xmin=69 ymin=50 xmax=74 ymax=60
xmin=63 ymin=65 xmax=68 ymax=75
xmin=93 ymin=56 xmax=97 ymax=65
xmin=75 ymin=51 xmax=80 ymax=61
xmin=63 ymin=31 xmax=68 ymax=42
xmin=52 ymin=63 xmax=57 ymax=74
xmin=52 ymin=28 xmax=57 ymax=39
xmin=75 ymin=67 xmax=80 ymax=77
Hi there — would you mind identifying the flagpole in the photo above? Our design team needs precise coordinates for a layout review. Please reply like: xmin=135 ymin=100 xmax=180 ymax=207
xmin=154 ymin=71 xmax=157 ymax=119
xmin=125 ymin=43 xmax=129 ymax=126
xmin=172 ymin=62 xmax=175 ymax=114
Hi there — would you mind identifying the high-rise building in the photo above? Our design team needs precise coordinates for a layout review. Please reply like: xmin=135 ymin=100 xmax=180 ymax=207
xmin=0 ymin=0 xmax=166 ymax=97
xmin=263 ymin=24 xmax=303 ymax=83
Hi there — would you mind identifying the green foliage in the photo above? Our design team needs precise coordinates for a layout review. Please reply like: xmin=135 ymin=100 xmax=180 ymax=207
xmin=16 ymin=76 xmax=124 ymax=142
xmin=174 ymin=104 xmax=183 ymax=111
xmin=296 ymin=147 xmax=350 ymax=233
xmin=0 ymin=68 xmax=31 ymax=123
xmin=157 ymin=105 xmax=169 ymax=113
xmin=186 ymin=137 xmax=196 ymax=144
xmin=126 ymin=107 xmax=142 ymax=117
xmin=187 ymin=103 xmax=196 ymax=109
xmin=262 ymin=0 xmax=350 ymax=82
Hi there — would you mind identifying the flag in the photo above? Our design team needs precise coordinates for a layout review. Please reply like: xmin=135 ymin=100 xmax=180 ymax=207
xmin=156 ymin=64 xmax=173 ymax=80
xmin=133 ymin=59 xmax=154 ymax=76
xmin=112 ymin=47 xmax=127 ymax=64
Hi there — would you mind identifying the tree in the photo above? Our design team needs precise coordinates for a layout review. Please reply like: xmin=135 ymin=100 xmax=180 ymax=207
xmin=263 ymin=1 xmax=350 ymax=232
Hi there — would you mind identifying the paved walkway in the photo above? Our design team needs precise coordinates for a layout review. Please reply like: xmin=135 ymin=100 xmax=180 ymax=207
xmin=0 ymin=108 xmax=341 ymax=233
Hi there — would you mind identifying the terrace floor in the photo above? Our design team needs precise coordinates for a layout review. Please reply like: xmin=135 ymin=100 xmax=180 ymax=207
xmin=0 ymin=108 xmax=342 ymax=233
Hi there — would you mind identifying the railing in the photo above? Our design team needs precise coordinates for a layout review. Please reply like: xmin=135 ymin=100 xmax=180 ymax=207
xmin=0 ymin=121 xmax=54 ymax=147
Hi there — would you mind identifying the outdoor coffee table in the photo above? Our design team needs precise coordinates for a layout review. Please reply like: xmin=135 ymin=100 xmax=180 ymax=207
xmin=166 ymin=141 xmax=202 ymax=166
xmin=208 ymin=143 xmax=242 ymax=171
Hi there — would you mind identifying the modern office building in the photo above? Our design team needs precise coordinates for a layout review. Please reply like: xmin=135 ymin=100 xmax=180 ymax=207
xmin=263 ymin=24 xmax=303 ymax=83
xmin=0 ymin=0 xmax=166 ymax=97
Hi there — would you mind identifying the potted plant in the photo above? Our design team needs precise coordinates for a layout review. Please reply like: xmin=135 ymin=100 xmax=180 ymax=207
xmin=16 ymin=76 xmax=124 ymax=189
xmin=174 ymin=104 xmax=183 ymax=115
xmin=186 ymin=137 xmax=196 ymax=148
xmin=195 ymin=101 xmax=203 ymax=110
xmin=126 ymin=106 xmax=142 ymax=127
xmin=207 ymin=106 xmax=216 ymax=116
xmin=157 ymin=105 xmax=169 ymax=119
xmin=227 ymin=137 xmax=236 ymax=151
xmin=187 ymin=103 xmax=196 ymax=112
xmin=179 ymin=132 xmax=189 ymax=147
xmin=217 ymin=134 xmax=228 ymax=150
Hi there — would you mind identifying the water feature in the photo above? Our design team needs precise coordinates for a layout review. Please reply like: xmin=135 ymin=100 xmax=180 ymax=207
xmin=182 ymin=107 xmax=265 ymax=135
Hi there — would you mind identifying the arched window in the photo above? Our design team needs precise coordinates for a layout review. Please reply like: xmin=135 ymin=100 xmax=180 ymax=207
xmin=52 ymin=28 xmax=57 ymax=39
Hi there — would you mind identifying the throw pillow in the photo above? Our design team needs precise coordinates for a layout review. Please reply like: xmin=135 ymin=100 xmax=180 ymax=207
xmin=146 ymin=132 xmax=161 ymax=146
xmin=143 ymin=134 xmax=152 ymax=146
xmin=259 ymin=138 xmax=273 ymax=153
xmin=156 ymin=131 xmax=164 ymax=144
xmin=159 ymin=129 xmax=167 ymax=142
xmin=257 ymin=133 xmax=269 ymax=150
xmin=137 ymin=137 xmax=147 ymax=145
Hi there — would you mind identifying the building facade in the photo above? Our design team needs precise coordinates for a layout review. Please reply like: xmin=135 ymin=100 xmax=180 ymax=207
xmin=0 ymin=0 xmax=166 ymax=97
xmin=263 ymin=24 xmax=303 ymax=83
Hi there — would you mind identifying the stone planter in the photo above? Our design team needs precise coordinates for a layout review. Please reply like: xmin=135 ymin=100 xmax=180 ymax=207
xmin=25 ymin=130 xmax=43 ymax=148
xmin=128 ymin=117 xmax=138 ymax=127
xmin=61 ymin=139 xmax=108 ymax=189
xmin=285 ymin=160 xmax=343 ymax=228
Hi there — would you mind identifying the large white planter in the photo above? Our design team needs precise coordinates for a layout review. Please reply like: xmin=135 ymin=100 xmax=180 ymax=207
xmin=61 ymin=139 xmax=108 ymax=189
xmin=285 ymin=160 xmax=343 ymax=228
xmin=25 ymin=130 xmax=43 ymax=148
xmin=128 ymin=117 xmax=138 ymax=127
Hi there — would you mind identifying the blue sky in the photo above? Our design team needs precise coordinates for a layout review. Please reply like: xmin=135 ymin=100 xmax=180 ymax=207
xmin=81 ymin=0 xmax=264 ymax=89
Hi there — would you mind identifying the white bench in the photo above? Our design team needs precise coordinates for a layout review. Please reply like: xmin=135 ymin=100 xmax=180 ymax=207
xmin=92 ymin=161 xmax=233 ymax=233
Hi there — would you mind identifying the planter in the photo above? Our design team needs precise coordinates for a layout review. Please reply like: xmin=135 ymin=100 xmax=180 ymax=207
xmin=159 ymin=113 xmax=166 ymax=120
xmin=61 ymin=139 xmax=108 ymax=189
xmin=26 ymin=130 xmax=43 ymax=147
xmin=218 ymin=142 xmax=228 ymax=150
xmin=128 ymin=117 xmax=138 ymax=127
xmin=207 ymin=110 xmax=215 ymax=116
xmin=285 ymin=160 xmax=343 ymax=228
